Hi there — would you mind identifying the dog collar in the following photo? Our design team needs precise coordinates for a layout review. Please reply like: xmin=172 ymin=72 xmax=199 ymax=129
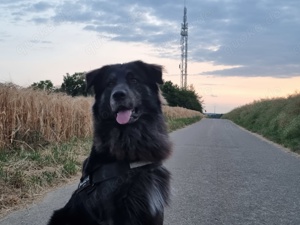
xmin=129 ymin=161 xmax=154 ymax=169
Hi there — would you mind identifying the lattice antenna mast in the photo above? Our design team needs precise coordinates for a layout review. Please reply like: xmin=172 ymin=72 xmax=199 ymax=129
xmin=180 ymin=5 xmax=188 ymax=89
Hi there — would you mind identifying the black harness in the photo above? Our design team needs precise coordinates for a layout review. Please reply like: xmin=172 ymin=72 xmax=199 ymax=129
xmin=75 ymin=161 xmax=162 ymax=224
xmin=77 ymin=161 xmax=130 ymax=193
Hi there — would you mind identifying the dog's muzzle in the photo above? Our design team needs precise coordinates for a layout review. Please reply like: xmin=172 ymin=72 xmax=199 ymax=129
xmin=110 ymin=85 xmax=140 ymax=125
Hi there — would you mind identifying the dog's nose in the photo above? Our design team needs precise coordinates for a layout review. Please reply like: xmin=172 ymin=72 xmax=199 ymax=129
xmin=112 ymin=90 xmax=127 ymax=101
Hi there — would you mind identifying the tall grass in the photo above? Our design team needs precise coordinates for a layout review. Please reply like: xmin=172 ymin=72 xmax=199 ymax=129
xmin=223 ymin=93 xmax=300 ymax=153
xmin=0 ymin=84 xmax=92 ymax=150
xmin=163 ymin=106 xmax=203 ymax=131
xmin=0 ymin=84 xmax=203 ymax=150
xmin=163 ymin=106 xmax=203 ymax=119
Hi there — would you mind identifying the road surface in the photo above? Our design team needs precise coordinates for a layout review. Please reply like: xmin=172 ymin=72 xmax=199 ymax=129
xmin=1 ymin=119 xmax=300 ymax=225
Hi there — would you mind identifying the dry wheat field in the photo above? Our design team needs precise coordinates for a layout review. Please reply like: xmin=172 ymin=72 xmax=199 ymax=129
xmin=0 ymin=83 xmax=203 ymax=150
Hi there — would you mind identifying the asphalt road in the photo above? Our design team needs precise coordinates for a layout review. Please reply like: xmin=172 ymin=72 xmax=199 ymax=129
xmin=1 ymin=119 xmax=300 ymax=225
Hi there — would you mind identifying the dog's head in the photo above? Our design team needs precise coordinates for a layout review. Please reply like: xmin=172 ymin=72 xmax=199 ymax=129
xmin=86 ymin=61 xmax=164 ymax=125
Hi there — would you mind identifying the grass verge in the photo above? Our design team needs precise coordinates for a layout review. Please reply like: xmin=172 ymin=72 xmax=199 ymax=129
xmin=0 ymin=138 xmax=91 ymax=217
xmin=0 ymin=116 xmax=202 ymax=217
xmin=166 ymin=116 xmax=202 ymax=132
xmin=223 ymin=93 xmax=300 ymax=154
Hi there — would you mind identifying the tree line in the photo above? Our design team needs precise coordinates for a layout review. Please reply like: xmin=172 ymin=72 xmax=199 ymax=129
xmin=31 ymin=73 xmax=88 ymax=96
xmin=31 ymin=72 xmax=203 ymax=112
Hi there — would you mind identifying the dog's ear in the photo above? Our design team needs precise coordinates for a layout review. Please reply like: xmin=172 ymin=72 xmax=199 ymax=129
xmin=148 ymin=63 xmax=164 ymax=85
xmin=85 ymin=66 xmax=109 ymax=91
xmin=85 ymin=70 xmax=97 ymax=91
xmin=134 ymin=61 xmax=164 ymax=84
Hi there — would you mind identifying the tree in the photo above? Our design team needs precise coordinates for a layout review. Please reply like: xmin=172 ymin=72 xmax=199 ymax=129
xmin=160 ymin=81 xmax=203 ymax=112
xmin=31 ymin=80 xmax=54 ymax=91
xmin=60 ymin=72 xmax=87 ymax=97
xmin=160 ymin=81 xmax=180 ymax=106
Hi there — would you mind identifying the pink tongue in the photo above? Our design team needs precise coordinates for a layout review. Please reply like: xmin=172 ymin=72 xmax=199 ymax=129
xmin=116 ymin=110 xmax=132 ymax=124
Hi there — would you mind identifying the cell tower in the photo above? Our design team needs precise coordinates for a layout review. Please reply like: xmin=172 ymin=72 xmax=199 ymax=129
xmin=180 ymin=4 xmax=188 ymax=89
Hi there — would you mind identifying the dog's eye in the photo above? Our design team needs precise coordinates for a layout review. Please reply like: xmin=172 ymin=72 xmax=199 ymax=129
xmin=127 ymin=72 xmax=138 ymax=84
xmin=130 ymin=78 xmax=138 ymax=84
xmin=108 ymin=81 xmax=115 ymax=87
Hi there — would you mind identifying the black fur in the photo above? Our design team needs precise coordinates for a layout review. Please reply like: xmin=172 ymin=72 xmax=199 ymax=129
xmin=48 ymin=61 xmax=172 ymax=225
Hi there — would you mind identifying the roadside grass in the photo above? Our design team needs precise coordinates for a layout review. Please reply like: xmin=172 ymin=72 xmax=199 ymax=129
xmin=0 ymin=138 xmax=91 ymax=216
xmin=166 ymin=116 xmax=202 ymax=132
xmin=163 ymin=106 xmax=204 ymax=132
xmin=223 ymin=92 xmax=300 ymax=153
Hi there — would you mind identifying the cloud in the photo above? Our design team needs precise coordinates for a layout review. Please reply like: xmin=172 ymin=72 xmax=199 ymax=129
xmin=31 ymin=17 xmax=49 ymax=24
xmin=2 ymin=0 xmax=299 ymax=78
xmin=186 ymin=0 xmax=300 ymax=77
xmin=201 ymin=64 xmax=300 ymax=77
xmin=0 ymin=32 xmax=11 ymax=42
xmin=0 ymin=0 xmax=24 ymax=4
xmin=29 ymin=40 xmax=52 ymax=44
xmin=54 ymin=1 xmax=180 ymax=46
xmin=30 ymin=2 xmax=53 ymax=12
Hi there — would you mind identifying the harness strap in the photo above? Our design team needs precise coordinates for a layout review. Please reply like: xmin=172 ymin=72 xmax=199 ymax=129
xmin=76 ymin=161 xmax=162 ymax=225
xmin=77 ymin=161 xmax=161 ymax=193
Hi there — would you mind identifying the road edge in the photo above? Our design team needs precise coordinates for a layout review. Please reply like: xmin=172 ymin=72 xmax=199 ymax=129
xmin=224 ymin=119 xmax=300 ymax=158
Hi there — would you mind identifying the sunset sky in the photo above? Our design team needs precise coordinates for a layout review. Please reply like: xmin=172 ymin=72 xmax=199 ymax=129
xmin=1 ymin=0 xmax=299 ymax=113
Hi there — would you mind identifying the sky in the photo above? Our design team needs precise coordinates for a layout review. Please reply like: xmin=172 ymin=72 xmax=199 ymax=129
xmin=1 ymin=0 xmax=299 ymax=113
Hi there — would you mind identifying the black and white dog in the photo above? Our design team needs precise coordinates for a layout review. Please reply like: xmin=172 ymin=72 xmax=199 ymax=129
xmin=48 ymin=61 xmax=172 ymax=225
